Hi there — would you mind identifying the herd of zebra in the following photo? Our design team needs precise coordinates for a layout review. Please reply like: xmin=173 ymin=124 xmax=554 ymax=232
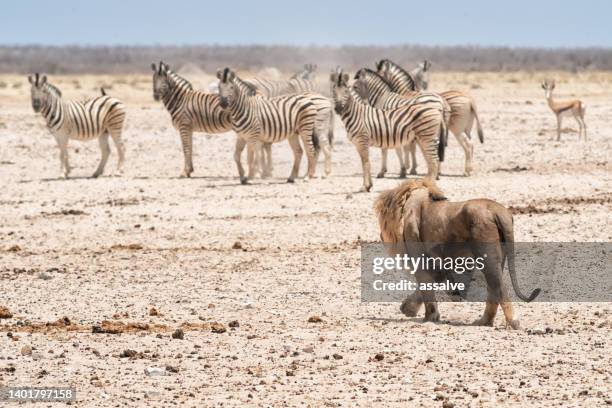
xmin=28 ymin=59 xmax=484 ymax=190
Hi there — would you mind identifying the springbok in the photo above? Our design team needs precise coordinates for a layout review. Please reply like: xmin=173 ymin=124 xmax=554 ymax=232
xmin=541 ymin=80 xmax=587 ymax=141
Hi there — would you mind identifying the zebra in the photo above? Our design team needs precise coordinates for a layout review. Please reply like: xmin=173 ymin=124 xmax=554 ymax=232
xmin=376 ymin=59 xmax=484 ymax=176
xmin=216 ymin=67 xmax=333 ymax=184
xmin=330 ymin=68 xmax=446 ymax=192
xmin=353 ymin=68 xmax=450 ymax=179
xmin=28 ymin=73 xmax=126 ymax=179
xmin=152 ymin=61 xmax=254 ymax=178
xmin=243 ymin=65 xmax=334 ymax=172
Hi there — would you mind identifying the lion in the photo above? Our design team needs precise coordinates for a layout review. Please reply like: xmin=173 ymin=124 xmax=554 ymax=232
xmin=374 ymin=179 xmax=540 ymax=329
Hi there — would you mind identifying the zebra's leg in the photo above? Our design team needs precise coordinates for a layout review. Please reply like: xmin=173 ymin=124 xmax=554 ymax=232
xmin=321 ymin=143 xmax=332 ymax=178
xmin=299 ymin=133 xmax=318 ymax=181
xmin=92 ymin=132 xmax=111 ymax=178
xmin=556 ymin=116 xmax=562 ymax=141
xmin=395 ymin=147 xmax=407 ymax=178
xmin=179 ymin=127 xmax=194 ymax=178
xmin=262 ymin=142 xmax=273 ymax=178
xmin=287 ymin=135 xmax=303 ymax=183
xmin=56 ymin=135 xmax=71 ymax=179
xmin=377 ymin=148 xmax=388 ymax=178
xmin=454 ymin=131 xmax=474 ymax=176
xmin=246 ymin=142 xmax=257 ymax=181
xmin=234 ymin=136 xmax=248 ymax=185
xmin=417 ymin=137 xmax=439 ymax=180
xmin=408 ymin=140 xmax=418 ymax=175
xmin=357 ymin=145 xmax=372 ymax=192
xmin=110 ymin=130 xmax=125 ymax=176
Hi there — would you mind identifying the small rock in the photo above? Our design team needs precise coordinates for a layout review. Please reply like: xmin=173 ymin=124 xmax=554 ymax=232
xmin=165 ymin=365 xmax=179 ymax=373
xmin=20 ymin=345 xmax=32 ymax=356
xmin=232 ymin=241 xmax=243 ymax=250
xmin=442 ymin=402 xmax=455 ymax=408
xmin=171 ymin=329 xmax=184 ymax=340
xmin=307 ymin=315 xmax=323 ymax=323
xmin=8 ymin=245 xmax=21 ymax=252
xmin=286 ymin=370 xmax=294 ymax=376
xmin=119 ymin=349 xmax=138 ymax=358
xmin=0 ymin=306 xmax=13 ymax=319
xmin=228 ymin=320 xmax=239 ymax=328
xmin=332 ymin=353 xmax=343 ymax=360
xmin=144 ymin=367 xmax=165 ymax=376
xmin=38 ymin=271 xmax=53 ymax=280
xmin=374 ymin=353 xmax=384 ymax=361
xmin=149 ymin=307 xmax=159 ymax=316
xmin=211 ymin=323 xmax=226 ymax=334
xmin=303 ymin=346 xmax=314 ymax=353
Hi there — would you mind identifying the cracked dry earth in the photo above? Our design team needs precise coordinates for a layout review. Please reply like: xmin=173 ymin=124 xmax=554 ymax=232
xmin=0 ymin=71 xmax=611 ymax=407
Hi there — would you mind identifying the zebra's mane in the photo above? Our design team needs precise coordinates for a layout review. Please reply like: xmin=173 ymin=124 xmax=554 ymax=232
xmin=355 ymin=68 xmax=394 ymax=91
xmin=44 ymin=82 xmax=62 ymax=97
xmin=223 ymin=68 xmax=257 ymax=96
xmin=379 ymin=59 xmax=416 ymax=90
xmin=167 ymin=70 xmax=194 ymax=91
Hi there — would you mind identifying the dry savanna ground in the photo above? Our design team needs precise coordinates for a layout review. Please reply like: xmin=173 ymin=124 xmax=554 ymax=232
xmin=0 ymin=70 xmax=611 ymax=407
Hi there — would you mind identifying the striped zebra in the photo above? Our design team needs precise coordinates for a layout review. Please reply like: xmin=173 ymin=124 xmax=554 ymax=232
xmin=376 ymin=59 xmax=484 ymax=176
xmin=28 ymin=73 xmax=126 ymax=178
xmin=152 ymin=61 xmax=253 ymax=178
xmin=353 ymin=68 xmax=450 ymax=179
xmin=330 ymin=68 xmax=446 ymax=192
xmin=216 ymin=67 xmax=333 ymax=184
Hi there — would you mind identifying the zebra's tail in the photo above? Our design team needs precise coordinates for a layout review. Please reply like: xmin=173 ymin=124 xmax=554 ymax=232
xmin=100 ymin=88 xmax=107 ymax=96
xmin=471 ymin=98 xmax=484 ymax=144
xmin=437 ymin=116 xmax=448 ymax=162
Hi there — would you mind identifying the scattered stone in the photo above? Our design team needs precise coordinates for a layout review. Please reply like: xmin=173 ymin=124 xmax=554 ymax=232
xmin=38 ymin=271 xmax=53 ymax=280
xmin=149 ymin=307 xmax=159 ymax=316
xmin=232 ymin=241 xmax=243 ymax=250
xmin=332 ymin=353 xmax=343 ymax=360
xmin=119 ymin=349 xmax=139 ymax=358
xmin=8 ymin=245 xmax=21 ymax=252
xmin=144 ymin=367 xmax=165 ymax=376
xmin=303 ymin=346 xmax=314 ymax=353
xmin=308 ymin=315 xmax=323 ymax=323
xmin=165 ymin=365 xmax=179 ymax=373
xmin=0 ymin=306 xmax=13 ymax=319
xmin=374 ymin=353 xmax=384 ymax=361
xmin=442 ymin=401 xmax=455 ymax=408
xmin=228 ymin=320 xmax=239 ymax=328
xmin=20 ymin=345 xmax=32 ymax=356
xmin=171 ymin=329 xmax=184 ymax=340
xmin=211 ymin=322 xmax=227 ymax=334
xmin=208 ymin=303 xmax=216 ymax=309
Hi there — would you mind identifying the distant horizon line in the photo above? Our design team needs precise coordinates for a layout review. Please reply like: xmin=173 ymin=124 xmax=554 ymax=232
xmin=2 ymin=43 xmax=612 ymax=51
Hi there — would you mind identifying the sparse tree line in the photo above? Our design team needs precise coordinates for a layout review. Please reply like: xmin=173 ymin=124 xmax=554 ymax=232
xmin=2 ymin=45 xmax=612 ymax=74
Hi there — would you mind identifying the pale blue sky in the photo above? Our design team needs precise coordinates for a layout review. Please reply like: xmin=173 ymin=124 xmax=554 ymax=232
xmin=3 ymin=0 xmax=611 ymax=47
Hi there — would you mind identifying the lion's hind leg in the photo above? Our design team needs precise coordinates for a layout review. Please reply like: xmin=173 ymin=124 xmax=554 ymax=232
xmin=474 ymin=248 xmax=520 ymax=329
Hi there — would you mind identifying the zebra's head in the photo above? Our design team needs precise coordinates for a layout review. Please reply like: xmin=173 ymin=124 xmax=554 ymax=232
xmin=216 ymin=67 xmax=236 ymax=109
xmin=293 ymin=63 xmax=317 ymax=80
xmin=375 ymin=59 xmax=391 ymax=79
xmin=541 ymin=79 xmax=555 ymax=98
xmin=411 ymin=60 xmax=431 ymax=91
xmin=352 ymin=69 xmax=375 ymax=101
xmin=151 ymin=61 xmax=170 ymax=101
xmin=217 ymin=67 xmax=257 ymax=109
xmin=330 ymin=67 xmax=350 ymax=114
xmin=28 ymin=73 xmax=50 ymax=113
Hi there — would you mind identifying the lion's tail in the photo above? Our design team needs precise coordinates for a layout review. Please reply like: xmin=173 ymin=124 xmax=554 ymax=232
xmin=496 ymin=212 xmax=541 ymax=302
